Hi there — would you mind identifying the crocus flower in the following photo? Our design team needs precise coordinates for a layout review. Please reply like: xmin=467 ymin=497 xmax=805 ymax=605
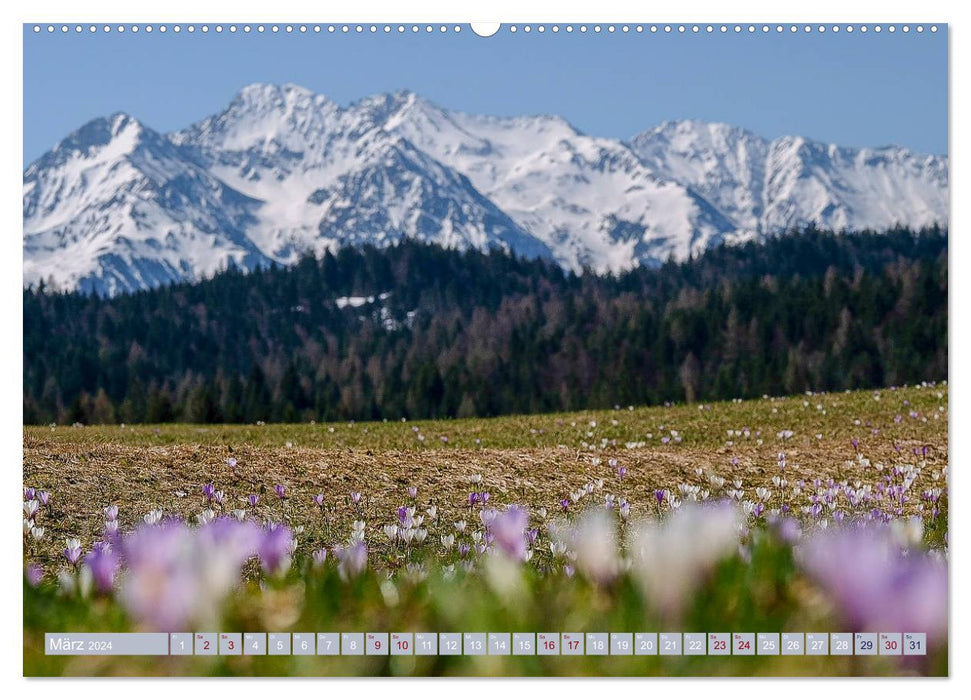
xmin=201 ymin=483 xmax=215 ymax=503
xmin=574 ymin=509 xmax=619 ymax=584
xmin=336 ymin=542 xmax=368 ymax=581
xmin=312 ymin=548 xmax=328 ymax=567
xmin=23 ymin=500 xmax=39 ymax=519
xmin=489 ymin=505 xmax=529 ymax=562
xmin=274 ymin=484 xmax=286 ymax=500
xmin=118 ymin=519 xmax=261 ymax=631
xmin=37 ymin=491 xmax=50 ymax=506
xmin=63 ymin=538 xmax=83 ymax=566
xmin=559 ymin=498 xmax=570 ymax=512
xmin=248 ymin=494 xmax=259 ymax=507
xmin=629 ymin=501 xmax=743 ymax=620
xmin=84 ymin=544 xmax=120 ymax=594
xmin=407 ymin=486 xmax=418 ymax=499
xmin=226 ymin=457 xmax=237 ymax=469
xmin=800 ymin=526 xmax=947 ymax=643
xmin=258 ymin=524 xmax=293 ymax=575
xmin=312 ymin=494 xmax=325 ymax=507
xmin=24 ymin=487 xmax=35 ymax=500
xmin=25 ymin=563 xmax=43 ymax=587
xmin=350 ymin=492 xmax=362 ymax=505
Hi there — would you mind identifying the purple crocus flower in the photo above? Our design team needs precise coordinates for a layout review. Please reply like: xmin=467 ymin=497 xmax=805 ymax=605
xmin=458 ymin=543 xmax=471 ymax=558
xmin=25 ymin=563 xmax=43 ymax=587
xmin=274 ymin=484 xmax=286 ymax=500
xmin=350 ymin=492 xmax=362 ymax=505
xmin=248 ymin=494 xmax=259 ymax=507
xmin=617 ymin=467 xmax=628 ymax=480
xmin=559 ymin=498 xmax=570 ymax=512
xmin=63 ymin=539 xmax=83 ymax=566
xmin=257 ymin=524 xmax=293 ymax=575
xmin=489 ymin=505 xmax=529 ymax=561
xmin=226 ymin=457 xmax=237 ymax=469
xmin=37 ymin=491 xmax=51 ymax=506
xmin=201 ymin=483 xmax=215 ymax=503
xmin=480 ymin=492 xmax=490 ymax=505
xmin=84 ymin=545 xmax=120 ymax=594
xmin=407 ymin=486 xmax=418 ymax=499
xmin=801 ymin=526 xmax=947 ymax=643
xmin=104 ymin=505 xmax=119 ymax=522
xmin=851 ymin=438 xmax=859 ymax=451
xmin=312 ymin=494 xmax=324 ymax=507
xmin=118 ymin=519 xmax=261 ymax=631
xmin=468 ymin=492 xmax=480 ymax=507
xmin=336 ymin=542 xmax=368 ymax=580
xmin=24 ymin=487 xmax=36 ymax=500
xmin=655 ymin=489 xmax=666 ymax=506
xmin=312 ymin=548 xmax=328 ymax=566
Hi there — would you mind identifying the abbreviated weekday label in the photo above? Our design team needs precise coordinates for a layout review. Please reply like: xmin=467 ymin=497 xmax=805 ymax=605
xmin=45 ymin=633 xmax=170 ymax=656
xmin=782 ymin=633 xmax=804 ymax=655
xmin=489 ymin=632 xmax=511 ymax=655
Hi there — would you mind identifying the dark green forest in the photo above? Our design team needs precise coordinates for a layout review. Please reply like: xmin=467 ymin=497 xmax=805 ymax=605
xmin=23 ymin=226 xmax=947 ymax=425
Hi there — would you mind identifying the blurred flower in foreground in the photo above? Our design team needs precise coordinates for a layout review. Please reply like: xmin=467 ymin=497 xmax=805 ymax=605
xmin=574 ymin=509 xmax=620 ymax=585
xmin=489 ymin=505 xmax=529 ymax=562
xmin=118 ymin=518 xmax=263 ymax=631
xmin=84 ymin=543 xmax=120 ymax=594
xmin=629 ymin=501 xmax=743 ymax=620
xmin=25 ymin=563 xmax=43 ymax=587
xmin=335 ymin=542 xmax=367 ymax=581
xmin=800 ymin=525 xmax=947 ymax=643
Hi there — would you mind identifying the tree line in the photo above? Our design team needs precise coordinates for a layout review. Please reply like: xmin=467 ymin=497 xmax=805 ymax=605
xmin=23 ymin=225 xmax=947 ymax=424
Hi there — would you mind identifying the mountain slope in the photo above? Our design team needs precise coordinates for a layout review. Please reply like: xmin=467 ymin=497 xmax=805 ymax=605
xmin=629 ymin=119 xmax=949 ymax=236
xmin=23 ymin=84 xmax=949 ymax=294
xmin=23 ymin=114 xmax=268 ymax=295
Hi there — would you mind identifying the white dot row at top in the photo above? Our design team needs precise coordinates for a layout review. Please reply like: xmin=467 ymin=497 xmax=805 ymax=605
xmin=30 ymin=24 xmax=940 ymax=36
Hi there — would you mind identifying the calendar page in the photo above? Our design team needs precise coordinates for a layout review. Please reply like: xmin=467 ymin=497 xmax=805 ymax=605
xmin=21 ymin=19 xmax=948 ymax=678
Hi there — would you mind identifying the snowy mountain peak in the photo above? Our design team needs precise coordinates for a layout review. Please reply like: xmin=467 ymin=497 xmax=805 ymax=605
xmin=24 ymin=85 xmax=948 ymax=294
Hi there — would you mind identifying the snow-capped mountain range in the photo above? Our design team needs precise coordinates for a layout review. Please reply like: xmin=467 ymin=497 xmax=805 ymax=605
xmin=23 ymin=83 xmax=949 ymax=295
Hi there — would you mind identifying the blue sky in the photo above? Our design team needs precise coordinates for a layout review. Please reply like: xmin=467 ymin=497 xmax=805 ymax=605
xmin=23 ymin=24 xmax=948 ymax=165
